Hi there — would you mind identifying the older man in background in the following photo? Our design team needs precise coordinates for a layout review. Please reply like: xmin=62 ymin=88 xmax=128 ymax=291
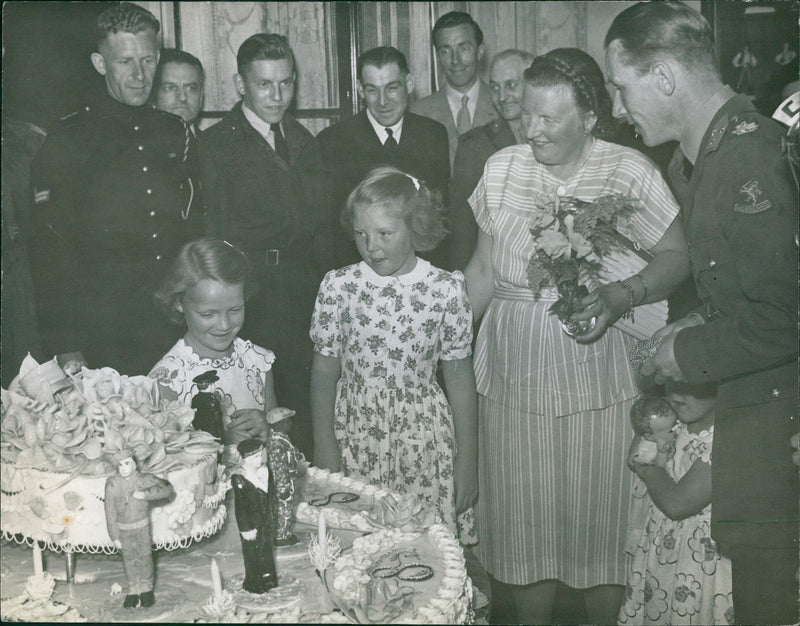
xmin=317 ymin=46 xmax=449 ymax=266
xmin=412 ymin=11 xmax=497 ymax=166
xmin=29 ymin=2 xmax=199 ymax=375
xmin=152 ymin=48 xmax=204 ymax=133
xmin=447 ymin=49 xmax=533 ymax=270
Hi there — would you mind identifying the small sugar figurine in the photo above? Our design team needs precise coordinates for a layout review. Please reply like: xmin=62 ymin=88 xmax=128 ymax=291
xmin=104 ymin=448 xmax=175 ymax=609
xmin=232 ymin=439 xmax=278 ymax=594
xmin=265 ymin=407 xmax=308 ymax=546
xmin=629 ymin=395 xmax=678 ymax=465
xmin=191 ymin=370 xmax=225 ymax=440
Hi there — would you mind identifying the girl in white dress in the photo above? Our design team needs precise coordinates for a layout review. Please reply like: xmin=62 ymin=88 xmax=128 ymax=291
xmin=310 ymin=166 xmax=478 ymax=543
xmin=619 ymin=382 xmax=733 ymax=625
xmin=149 ymin=238 xmax=278 ymax=447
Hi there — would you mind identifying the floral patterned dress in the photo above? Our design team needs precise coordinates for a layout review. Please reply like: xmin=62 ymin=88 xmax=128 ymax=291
xmin=310 ymin=259 xmax=476 ymax=544
xmin=619 ymin=424 xmax=734 ymax=625
xmin=148 ymin=337 xmax=275 ymax=428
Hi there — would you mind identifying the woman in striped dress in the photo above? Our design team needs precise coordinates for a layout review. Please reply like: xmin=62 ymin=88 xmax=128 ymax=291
xmin=464 ymin=48 xmax=690 ymax=624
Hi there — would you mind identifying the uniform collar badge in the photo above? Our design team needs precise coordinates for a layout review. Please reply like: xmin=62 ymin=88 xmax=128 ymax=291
xmin=732 ymin=119 xmax=759 ymax=135
xmin=706 ymin=117 xmax=728 ymax=152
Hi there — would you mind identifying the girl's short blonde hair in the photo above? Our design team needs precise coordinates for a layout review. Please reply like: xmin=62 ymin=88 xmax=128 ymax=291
xmin=341 ymin=165 xmax=448 ymax=252
xmin=154 ymin=238 xmax=255 ymax=325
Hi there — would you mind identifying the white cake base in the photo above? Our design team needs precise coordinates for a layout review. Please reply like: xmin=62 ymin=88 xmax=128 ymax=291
xmin=1 ymin=455 xmax=226 ymax=552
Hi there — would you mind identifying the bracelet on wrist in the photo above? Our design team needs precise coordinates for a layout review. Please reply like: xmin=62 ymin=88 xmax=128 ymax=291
xmin=634 ymin=274 xmax=648 ymax=306
xmin=619 ymin=279 xmax=635 ymax=323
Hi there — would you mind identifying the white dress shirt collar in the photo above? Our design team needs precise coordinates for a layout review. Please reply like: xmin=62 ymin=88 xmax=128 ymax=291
xmin=366 ymin=108 xmax=404 ymax=145
xmin=242 ymin=103 xmax=281 ymax=150
xmin=446 ymin=79 xmax=480 ymax=124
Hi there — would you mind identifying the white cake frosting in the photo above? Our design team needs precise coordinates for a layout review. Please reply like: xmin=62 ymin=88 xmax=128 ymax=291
xmin=0 ymin=359 xmax=226 ymax=553
xmin=292 ymin=468 xmax=472 ymax=624
xmin=329 ymin=524 xmax=473 ymax=624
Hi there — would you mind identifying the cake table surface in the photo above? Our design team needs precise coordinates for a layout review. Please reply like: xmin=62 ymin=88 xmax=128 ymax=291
xmin=0 ymin=491 xmax=356 ymax=623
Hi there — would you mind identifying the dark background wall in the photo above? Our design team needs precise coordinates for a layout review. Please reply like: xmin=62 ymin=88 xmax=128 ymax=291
xmin=3 ymin=1 xmax=112 ymax=131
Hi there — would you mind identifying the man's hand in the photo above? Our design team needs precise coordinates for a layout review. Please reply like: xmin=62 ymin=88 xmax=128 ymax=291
xmin=240 ymin=529 xmax=257 ymax=541
xmin=132 ymin=490 xmax=146 ymax=500
xmin=639 ymin=331 xmax=687 ymax=384
xmin=226 ymin=409 xmax=268 ymax=445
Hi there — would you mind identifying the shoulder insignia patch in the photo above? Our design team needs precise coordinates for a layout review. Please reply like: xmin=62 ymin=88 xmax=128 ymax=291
xmin=732 ymin=119 xmax=759 ymax=135
xmin=706 ymin=120 xmax=728 ymax=152
xmin=34 ymin=188 xmax=51 ymax=204
xmin=734 ymin=179 xmax=772 ymax=214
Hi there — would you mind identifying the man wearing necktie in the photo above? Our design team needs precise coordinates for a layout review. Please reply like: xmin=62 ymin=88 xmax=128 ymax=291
xmin=317 ymin=46 xmax=449 ymax=267
xmin=199 ymin=33 xmax=333 ymax=460
xmin=411 ymin=11 xmax=498 ymax=167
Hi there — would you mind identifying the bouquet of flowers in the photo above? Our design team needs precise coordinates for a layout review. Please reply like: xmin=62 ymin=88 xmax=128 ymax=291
xmin=526 ymin=192 xmax=639 ymax=335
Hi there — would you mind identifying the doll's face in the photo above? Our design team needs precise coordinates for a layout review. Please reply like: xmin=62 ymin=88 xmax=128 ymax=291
xmin=648 ymin=411 xmax=677 ymax=438
xmin=117 ymin=457 xmax=136 ymax=477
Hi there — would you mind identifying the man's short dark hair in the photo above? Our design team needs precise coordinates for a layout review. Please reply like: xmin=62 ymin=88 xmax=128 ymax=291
xmin=236 ymin=33 xmax=295 ymax=75
xmin=432 ymin=11 xmax=483 ymax=48
xmin=357 ymin=46 xmax=409 ymax=81
xmin=154 ymin=49 xmax=205 ymax=88
xmin=95 ymin=2 xmax=160 ymax=50
xmin=604 ymin=1 xmax=718 ymax=77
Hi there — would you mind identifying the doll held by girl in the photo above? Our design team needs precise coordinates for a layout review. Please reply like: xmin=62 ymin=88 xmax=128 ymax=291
xmin=619 ymin=382 xmax=733 ymax=625
xmin=310 ymin=165 xmax=478 ymax=543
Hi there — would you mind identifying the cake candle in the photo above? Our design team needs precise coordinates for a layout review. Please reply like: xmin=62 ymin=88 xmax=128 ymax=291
xmin=33 ymin=545 xmax=44 ymax=577
xmin=318 ymin=510 xmax=328 ymax=554
xmin=210 ymin=558 xmax=223 ymax=602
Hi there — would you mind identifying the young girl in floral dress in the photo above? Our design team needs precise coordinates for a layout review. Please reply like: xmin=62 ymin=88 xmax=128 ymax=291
xmin=310 ymin=166 xmax=478 ymax=543
xmin=619 ymin=382 xmax=733 ymax=625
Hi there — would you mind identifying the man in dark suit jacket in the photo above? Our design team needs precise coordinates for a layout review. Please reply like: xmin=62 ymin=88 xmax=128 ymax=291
xmin=317 ymin=46 xmax=450 ymax=267
xmin=199 ymin=34 xmax=333 ymax=459
xmin=448 ymin=49 xmax=532 ymax=270
xmin=411 ymin=11 xmax=498 ymax=166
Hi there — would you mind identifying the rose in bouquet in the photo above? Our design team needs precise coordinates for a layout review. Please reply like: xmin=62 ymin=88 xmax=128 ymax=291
xmin=526 ymin=193 xmax=639 ymax=335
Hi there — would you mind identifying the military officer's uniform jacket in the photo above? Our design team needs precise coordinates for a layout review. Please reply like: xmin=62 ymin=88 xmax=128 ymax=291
xmin=668 ymin=94 xmax=798 ymax=548
xmin=29 ymin=91 xmax=200 ymax=374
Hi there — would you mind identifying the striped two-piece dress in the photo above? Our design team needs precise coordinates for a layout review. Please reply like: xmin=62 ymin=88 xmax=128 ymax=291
xmin=470 ymin=140 xmax=679 ymax=587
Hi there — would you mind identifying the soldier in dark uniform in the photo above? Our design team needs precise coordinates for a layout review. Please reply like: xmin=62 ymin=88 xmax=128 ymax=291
xmin=199 ymin=34 xmax=333 ymax=460
xmin=29 ymin=2 xmax=200 ymax=376
xmin=606 ymin=4 xmax=799 ymax=624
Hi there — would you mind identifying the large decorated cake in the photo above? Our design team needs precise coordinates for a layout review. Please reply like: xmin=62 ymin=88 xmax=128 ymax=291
xmin=0 ymin=358 xmax=475 ymax=623
xmin=0 ymin=356 xmax=226 ymax=552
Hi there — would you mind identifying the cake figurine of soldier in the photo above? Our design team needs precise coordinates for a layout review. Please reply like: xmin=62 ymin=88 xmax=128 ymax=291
xmin=104 ymin=448 xmax=175 ymax=609
xmin=232 ymin=439 xmax=278 ymax=593
xmin=191 ymin=370 xmax=224 ymax=440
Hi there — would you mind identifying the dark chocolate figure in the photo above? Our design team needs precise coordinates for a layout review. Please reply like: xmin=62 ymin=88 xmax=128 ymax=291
xmin=232 ymin=438 xmax=277 ymax=594
xmin=191 ymin=370 xmax=224 ymax=439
